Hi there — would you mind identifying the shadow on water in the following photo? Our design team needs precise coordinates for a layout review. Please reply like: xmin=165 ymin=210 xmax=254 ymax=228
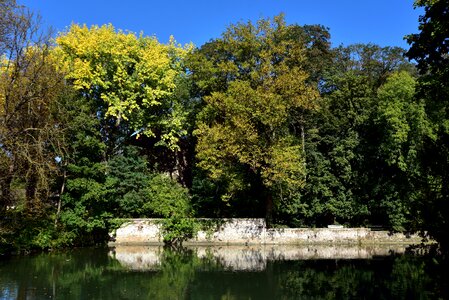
xmin=0 ymin=245 xmax=448 ymax=299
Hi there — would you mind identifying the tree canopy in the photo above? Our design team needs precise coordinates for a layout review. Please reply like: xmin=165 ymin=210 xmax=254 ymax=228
xmin=191 ymin=16 xmax=318 ymax=221
xmin=1 ymin=2 xmax=449 ymax=253
xmin=55 ymin=24 xmax=192 ymax=150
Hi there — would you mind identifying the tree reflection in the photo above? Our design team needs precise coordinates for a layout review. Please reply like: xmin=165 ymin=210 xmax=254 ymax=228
xmin=0 ymin=247 xmax=447 ymax=299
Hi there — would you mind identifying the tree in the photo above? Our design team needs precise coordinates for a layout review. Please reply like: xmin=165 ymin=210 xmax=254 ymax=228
xmin=55 ymin=24 xmax=192 ymax=152
xmin=0 ymin=1 xmax=66 ymax=211
xmin=296 ymin=45 xmax=418 ymax=228
xmin=373 ymin=71 xmax=429 ymax=230
xmin=406 ymin=0 xmax=449 ymax=251
xmin=0 ymin=1 xmax=73 ymax=252
xmin=0 ymin=0 xmax=14 ymax=54
xmin=51 ymin=23 xmax=200 ymax=245
xmin=300 ymin=71 xmax=373 ymax=226
xmin=332 ymin=44 xmax=416 ymax=90
xmin=406 ymin=0 xmax=449 ymax=76
xmin=56 ymin=91 xmax=110 ymax=245
xmin=191 ymin=15 xmax=319 ymax=223
xmin=55 ymin=24 xmax=197 ymax=189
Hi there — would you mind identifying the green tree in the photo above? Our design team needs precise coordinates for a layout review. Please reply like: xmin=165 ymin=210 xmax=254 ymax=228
xmin=373 ymin=71 xmax=430 ymax=230
xmin=300 ymin=72 xmax=373 ymax=226
xmin=295 ymin=45 xmax=418 ymax=228
xmin=104 ymin=146 xmax=150 ymax=217
xmin=191 ymin=15 xmax=318 ymax=223
xmin=333 ymin=44 xmax=416 ymax=90
xmin=57 ymin=93 xmax=110 ymax=245
xmin=406 ymin=0 xmax=449 ymax=251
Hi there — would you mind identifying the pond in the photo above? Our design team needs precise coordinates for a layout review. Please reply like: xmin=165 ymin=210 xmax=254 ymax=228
xmin=0 ymin=244 xmax=447 ymax=299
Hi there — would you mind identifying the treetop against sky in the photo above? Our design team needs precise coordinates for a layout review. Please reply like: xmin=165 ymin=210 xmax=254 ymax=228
xmin=21 ymin=0 xmax=422 ymax=48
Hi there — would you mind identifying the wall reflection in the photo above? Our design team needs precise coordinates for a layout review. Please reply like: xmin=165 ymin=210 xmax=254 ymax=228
xmin=1 ymin=246 xmax=446 ymax=299
xmin=109 ymin=244 xmax=409 ymax=271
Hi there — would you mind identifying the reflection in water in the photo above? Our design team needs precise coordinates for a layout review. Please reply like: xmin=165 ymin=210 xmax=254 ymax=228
xmin=110 ymin=244 xmax=410 ymax=271
xmin=0 ymin=246 xmax=447 ymax=299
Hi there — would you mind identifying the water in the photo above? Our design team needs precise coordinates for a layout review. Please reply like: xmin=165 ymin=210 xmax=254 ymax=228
xmin=0 ymin=245 xmax=447 ymax=299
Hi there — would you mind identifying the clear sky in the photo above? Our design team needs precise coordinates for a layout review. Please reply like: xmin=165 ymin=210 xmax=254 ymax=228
xmin=20 ymin=0 xmax=423 ymax=49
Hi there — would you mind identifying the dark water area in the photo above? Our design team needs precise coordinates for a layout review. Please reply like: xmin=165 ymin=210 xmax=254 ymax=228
xmin=0 ymin=245 xmax=447 ymax=299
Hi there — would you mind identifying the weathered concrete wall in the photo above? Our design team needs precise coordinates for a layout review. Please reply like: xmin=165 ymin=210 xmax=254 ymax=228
xmin=110 ymin=218 xmax=423 ymax=245
xmin=112 ymin=219 xmax=163 ymax=244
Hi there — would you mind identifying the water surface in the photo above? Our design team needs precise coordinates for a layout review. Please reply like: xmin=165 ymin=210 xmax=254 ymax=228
xmin=0 ymin=245 xmax=447 ymax=299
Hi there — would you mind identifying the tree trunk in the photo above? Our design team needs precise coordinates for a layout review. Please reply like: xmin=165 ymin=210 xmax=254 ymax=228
xmin=25 ymin=168 xmax=38 ymax=208
xmin=0 ymin=170 xmax=13 ymax=214
xmin=54 ymin=168 xmax=66 ymax=227
xmin=265 ymin=193 xmax=273 ymax=228
xmin=301 ymin=124 xmax=305 ymax=154
xmin=301 ymin=123 xmax=307 ymax=169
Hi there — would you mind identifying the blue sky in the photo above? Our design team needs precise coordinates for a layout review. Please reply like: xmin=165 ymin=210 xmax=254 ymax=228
xmin=21 ymin=0 xmax=423 ymax=49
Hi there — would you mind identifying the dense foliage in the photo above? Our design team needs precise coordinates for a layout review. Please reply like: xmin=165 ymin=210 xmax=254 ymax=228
xmin=405 ymin=0 xmax=449 ymax=251
xmin=1 ymin=0 xmax=448 ymax=252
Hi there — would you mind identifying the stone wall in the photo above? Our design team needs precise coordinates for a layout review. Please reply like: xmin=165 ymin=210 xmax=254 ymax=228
xmin=110 ymin=218 xmax=423 ymax=245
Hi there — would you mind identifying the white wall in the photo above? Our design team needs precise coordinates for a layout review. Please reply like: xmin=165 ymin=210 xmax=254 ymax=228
xmin=110 ymin=218 xmax=422 ymax=245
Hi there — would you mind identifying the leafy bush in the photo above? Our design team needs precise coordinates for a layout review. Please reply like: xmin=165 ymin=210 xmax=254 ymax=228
xmin=144 ymin=174 xmax=196 ymax=245
xmin=160 ymin=216 xmax=197 ymax=245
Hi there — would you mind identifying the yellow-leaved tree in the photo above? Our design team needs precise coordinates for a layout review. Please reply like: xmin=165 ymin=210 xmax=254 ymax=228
xmin=55 ymin=24 xmax=192 ymax=150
